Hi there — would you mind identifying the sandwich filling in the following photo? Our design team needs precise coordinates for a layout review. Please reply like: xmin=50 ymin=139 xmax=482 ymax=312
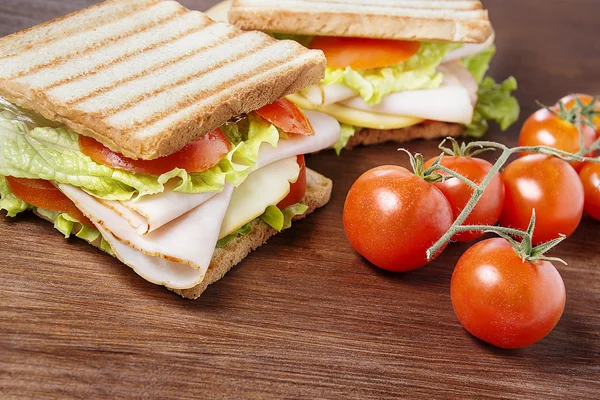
xmin=277 ymin=34 xmax=520 ymax=153
xmin=0 ymin=99 xmax=341 ymax=289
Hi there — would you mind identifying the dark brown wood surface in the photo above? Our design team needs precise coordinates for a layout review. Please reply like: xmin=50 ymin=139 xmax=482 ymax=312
xmin=1 ymin=1 xmax=599 ymax=398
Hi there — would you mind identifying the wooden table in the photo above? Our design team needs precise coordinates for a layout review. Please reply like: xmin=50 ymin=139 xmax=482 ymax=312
xmin=1 ymin=1 xmax=599 ymax=398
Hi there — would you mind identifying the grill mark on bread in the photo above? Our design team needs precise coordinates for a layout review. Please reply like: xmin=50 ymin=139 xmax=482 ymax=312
xmin=6 ymin=9 xmax=186 ymax=80
xmin=121 ymin=47 xmax=297 ymax=132
xmin=91 ymin=33 xmax=270 ymax=121
xmin=41 ymin=18 xmax=214 ymax=92
xmin=65 ymin=29 xmax=243 ymax=109
xmin=0 ymin=0 xmax=163 ymax=58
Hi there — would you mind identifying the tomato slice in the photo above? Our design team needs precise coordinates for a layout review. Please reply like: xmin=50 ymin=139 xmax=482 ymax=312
xmin=79 ymin=128 xmax=231 ymax=176
xmin=255 ymin=98 xmax=314 ymax=136
xmin=277 ymin=155 xmax=307 ymax=210
xmin=309 ymin=37 xmax=421 ymax=70
xmin=6 ymin=177 xmax=93 ymax=227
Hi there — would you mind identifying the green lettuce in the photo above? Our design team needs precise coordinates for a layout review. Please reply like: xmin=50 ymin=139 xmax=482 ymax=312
xmin=0 ymin=111 xmax=279 ymax=201
xmin=461 ymin=45 xmax=520 ymax=137
xmin=35 ymin=208 xmax=113 ymax=254
xmin=261 ymin=203 xmax=309 ymax=232
xmin=0 ymin=175 xmax=30 ymax=217
xmin=333 ymin=124 xmax=357 ymax=155
xmin=462 ymin=45 xmax=496 ymax=84
xmin=321 ymin=43 xmax=459 ymax=105
xmin=465 ymin=76 xmax=520 ymax=138
xmin=216 ymin=223 xmax=252 ymax=248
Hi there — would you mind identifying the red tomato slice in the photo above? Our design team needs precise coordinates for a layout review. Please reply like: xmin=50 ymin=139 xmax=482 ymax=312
xmin=255 ymin=98 xmax=314 ymax=136
xmin=79 ymin=128 xmax=231 ymax=176
xmin=6 ymin=177 xmax=93 ymax=227
xmin=309 ymin=37 xmax=421 ymax=70
xmin=277 ymin=155 xmax=307 ymax=210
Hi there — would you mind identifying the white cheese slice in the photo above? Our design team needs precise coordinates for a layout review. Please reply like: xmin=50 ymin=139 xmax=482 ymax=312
xmin=219 ymin=156 xmax=300 ymax=238
xmin=445 ymin=32 xmax=496 ymax=63
xmin=339 ymin=63 xmax=477 ymax=124
xmin=59 ymin=183 xmax=234 ymax=271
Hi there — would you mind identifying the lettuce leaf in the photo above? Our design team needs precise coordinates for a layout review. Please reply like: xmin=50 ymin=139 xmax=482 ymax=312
xmin=35 ymin=208 xmax=113 ymax=254
xmin=0 ymin=110 xmax=279 ymax=200
xmin=333 ymin=124 xmax=357 ymax=155
xmin=0 ymin=175 xmax=30 ymax=217
xmin=261 ymin=202 xmax=309 ymax=232
xmin=322 ymin=43 xmax=459 ymax=105
xmin=462 ymin=45 xmax=496 ymax=84
xmin=216 ymin=223 xmax=252 ymax=248
xmin=465 ymin=76 xmax=520 ymax=138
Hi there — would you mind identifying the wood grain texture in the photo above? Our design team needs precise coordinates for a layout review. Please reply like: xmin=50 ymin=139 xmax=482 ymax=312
xmin=1 ymin=1 xmax=599 ymax=399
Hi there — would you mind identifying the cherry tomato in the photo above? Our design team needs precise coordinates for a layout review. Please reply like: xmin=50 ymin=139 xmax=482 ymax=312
xmin=425 ymin=156 xmax=505 ymax=242
xmin=500 ymin=154 xmax=584 ymax=245
xmin=518 ymin=107 xmax=595 ymax=171
xmin=277 ymin=155 xmax=307 ymax=209
xmin=343 ymin=166 xmax=453 ymax=272
xmin=255 ymin=98 xmax=313 ymax=136
xmin=79 ymin=128 xmax=231 ymax=176
xmin=579 ymin=160 xmax=600 ymax=221
xmin=6 ymin=177 xmax=92 ymax=227
xmin=451 ymin=238 xmax=566 ymax=349
xmin=558 ymin=93 xmax=600 ymax=137
xmin=309 ymin=37 xmax=420 ymax=70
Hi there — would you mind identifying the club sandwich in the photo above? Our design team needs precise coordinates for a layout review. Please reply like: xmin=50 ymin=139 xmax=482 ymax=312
xmin=0 ymin=0 xmax=342 ymax=298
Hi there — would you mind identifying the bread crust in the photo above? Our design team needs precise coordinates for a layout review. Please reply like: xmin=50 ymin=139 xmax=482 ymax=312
xmin=31 ymin=168 xmax=332 ymax=299
xmin=230 ymin=1 xmax=492 ymax=44
xmin=346 ymin=122 xmax=463 ymax=149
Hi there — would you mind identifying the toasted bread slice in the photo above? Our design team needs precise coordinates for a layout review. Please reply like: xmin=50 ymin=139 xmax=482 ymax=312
xmin=230 ymin=0 xmax=492 ymax=43
xmin=0 ymin=0 xmax=326 ymax=160
xmin=346 ymin=122 xmax=463 ymax=149
xmin=33 ymin=168 xmax=332 ymax=299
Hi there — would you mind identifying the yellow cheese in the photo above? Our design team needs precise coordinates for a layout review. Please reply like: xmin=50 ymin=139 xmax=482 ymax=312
xmin=205 ymin=0 xmax=231 ymax=22
xmin=219 ymin=156 xmax=300 ymax=238
xmin=287 ymin=93 xmax=423 ymax=130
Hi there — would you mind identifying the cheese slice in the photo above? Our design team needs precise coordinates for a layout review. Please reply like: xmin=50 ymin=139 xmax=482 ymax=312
xmin=220 ymin=156 xmax=300 ymax=238
xmin=59 ymin=183 xmax=234 ymax=271
xmin=339 ymin=63 xmax=477 ymax=124
xmin=205 ymin=0 xmax=232 ymax=22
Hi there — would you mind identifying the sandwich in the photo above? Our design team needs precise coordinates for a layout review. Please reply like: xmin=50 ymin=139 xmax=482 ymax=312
xmin=0 ymin=0 xmax=342 ymax=298
xmin=210 ymin=0 xmax=520 ymax=153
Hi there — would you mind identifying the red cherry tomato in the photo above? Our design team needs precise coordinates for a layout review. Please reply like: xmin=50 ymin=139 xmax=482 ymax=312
xmin=6 ymin=177 xmax=92 ymax=227
xmin=79 ymin=128 xmax=231 ymax=176
xmin=255 ymin=98 xmax=313 ymax=136
xmin=518 ymin=107 xmax=595 ymax=171
xmin=500 ymin=154 xmax=584 ymax=245
xmin=277 ymin=155 xmax=307 ymax=210
xmin=451 ymin=238 xmax=566 ymax=349
xmin=579 ymin=159 xmax=600 ymax=221
xmin=558 ymin=93 xmax=600 ymax=137
xmin=309 ymin=37 xmax=421 ymax=70
xmin=425 ymin=156 xmax=505 ymax=242
xmin=343 ymin=166 xmax=453 ymax=272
